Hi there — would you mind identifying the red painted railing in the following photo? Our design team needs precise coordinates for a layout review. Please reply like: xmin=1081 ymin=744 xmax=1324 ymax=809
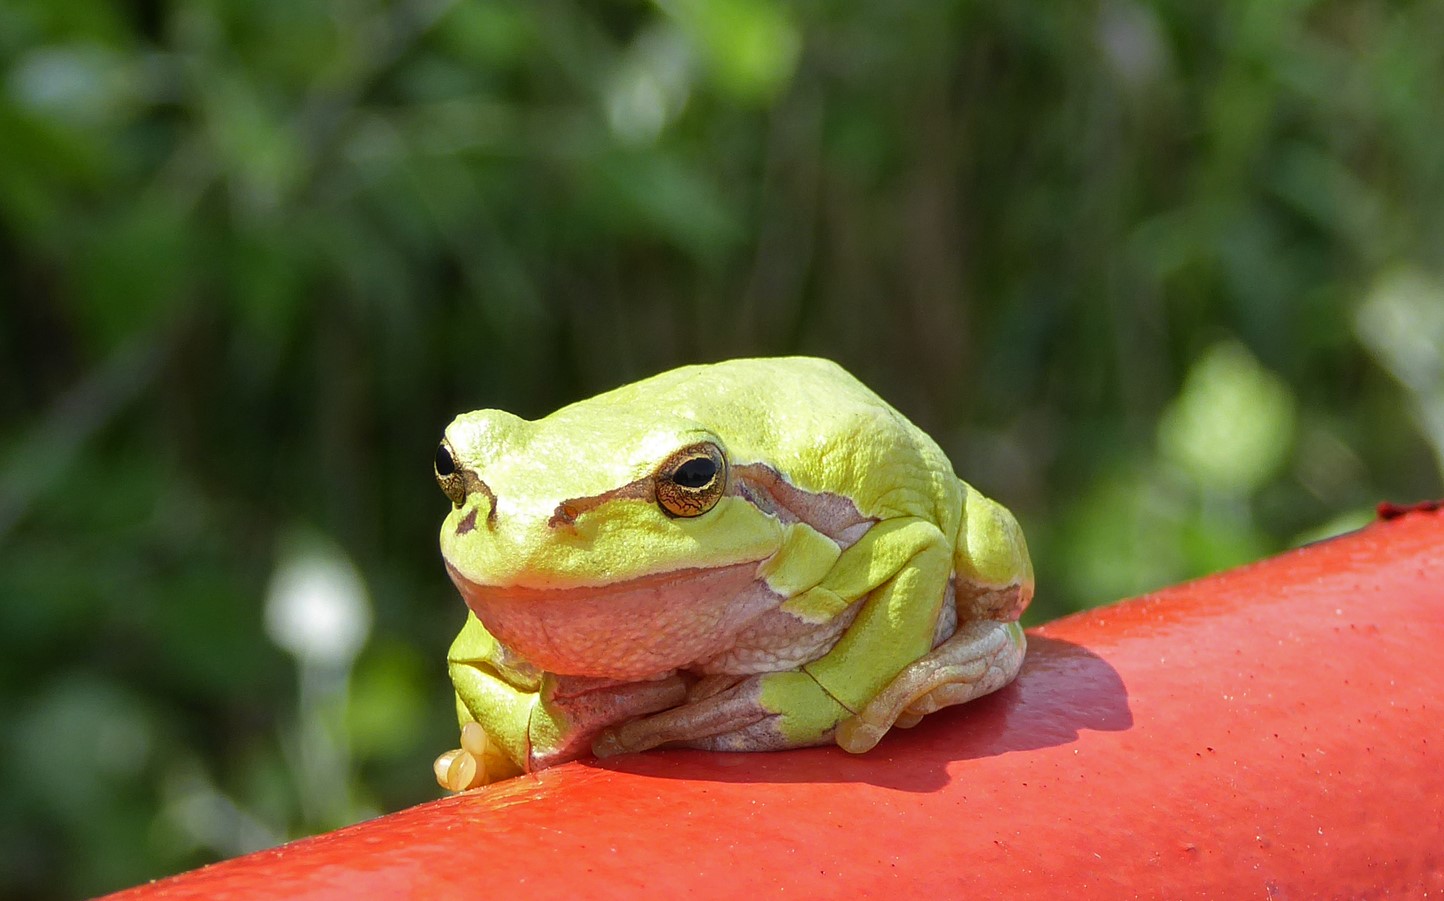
xmin=109 ymin=505 xmax=1444 ymax=899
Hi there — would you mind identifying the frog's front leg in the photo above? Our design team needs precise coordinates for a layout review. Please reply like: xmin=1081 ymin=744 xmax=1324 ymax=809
xmin=439 ymin=614 xmax=688 ymax=790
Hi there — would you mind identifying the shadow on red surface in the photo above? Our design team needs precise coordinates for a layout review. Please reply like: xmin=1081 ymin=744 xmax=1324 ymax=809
xmin=591 ymin=636 xmax=1132 ymax=793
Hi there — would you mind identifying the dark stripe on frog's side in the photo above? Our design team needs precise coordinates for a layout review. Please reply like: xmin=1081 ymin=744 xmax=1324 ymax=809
xmin=729 ymin=463 xmax=873 ymax=546
xmin=547 ymin=479 xmax=654 ymax=527
xmin=539 ymin=460 xmax=874 ymax=547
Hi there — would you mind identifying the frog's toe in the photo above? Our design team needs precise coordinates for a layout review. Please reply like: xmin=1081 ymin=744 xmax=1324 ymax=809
xmin=434 ymin=722 xmax=524 ymax=792
xmin=593 ymin=677 xmax=773 ymax=757
xmin=594 ymin=670 xmax=848 ymax=757
xmin=893 ymin=710 xmax=925 ymax=729
xmin=434 ymin=748 xmax=469 ymax=790
xmin=836 ymin=619 xmax=1024 ymax=754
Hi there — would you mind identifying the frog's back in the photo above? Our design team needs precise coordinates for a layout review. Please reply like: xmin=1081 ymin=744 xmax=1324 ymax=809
xmin=595 ymin=357 xmax=962 ymax=527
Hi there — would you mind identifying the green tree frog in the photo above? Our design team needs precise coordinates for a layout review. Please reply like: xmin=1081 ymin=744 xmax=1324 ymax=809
xmin=432 ymin=357 xmax=1033 ymax=791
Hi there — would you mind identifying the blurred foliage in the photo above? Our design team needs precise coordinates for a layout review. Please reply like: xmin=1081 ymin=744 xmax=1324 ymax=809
xmin=2 ymin=0 xmax=1442 ymax=896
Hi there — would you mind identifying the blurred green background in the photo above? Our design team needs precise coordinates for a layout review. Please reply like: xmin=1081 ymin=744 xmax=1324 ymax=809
xmin=3 ymin=0 xmax=1443 ymax=896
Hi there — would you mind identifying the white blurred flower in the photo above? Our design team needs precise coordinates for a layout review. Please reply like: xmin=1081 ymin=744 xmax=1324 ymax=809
xmin=1357 ymin=268 xmax=1444 ymax=478
xmin=1357 ymin=269 xmax=1444 ymax=396
xmin=7 ymin=43 xmax=139 ymax=126
xmin=1096 ymin=0 xmax=1168 ymax=90
xmin=1158 ymin=341 xmax=1296 ymax=495
xmin=606 ymin=24 xmax=693 ymax=145
xmin=264 ymin=540 xmax=372 ymax=669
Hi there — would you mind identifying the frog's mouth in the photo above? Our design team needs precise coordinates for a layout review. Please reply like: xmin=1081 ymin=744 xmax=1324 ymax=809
xmin=445 ymin=562 xmax=781 ymax=680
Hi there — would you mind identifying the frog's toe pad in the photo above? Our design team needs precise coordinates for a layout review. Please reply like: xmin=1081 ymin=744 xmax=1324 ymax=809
xmin=434 ymin=722 xmax=523 ymax=792
xmin=893 ymin=710 xmax=925 ymax=729
xmin=837 ymin=619 xmax=1025 ymax=754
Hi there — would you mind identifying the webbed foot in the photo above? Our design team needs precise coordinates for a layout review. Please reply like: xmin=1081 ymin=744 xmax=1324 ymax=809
xmin=835 ymin=619 xmax=1024 ymax=753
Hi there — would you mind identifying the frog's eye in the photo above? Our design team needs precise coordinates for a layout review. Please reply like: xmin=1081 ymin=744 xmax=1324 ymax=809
xmin=435 ymin=440 xmax=466 ymax=506
xmin=435 ymin=443 xmax=456 ymax=476
xmin=654 ymin=442 xmax=727 ymax=518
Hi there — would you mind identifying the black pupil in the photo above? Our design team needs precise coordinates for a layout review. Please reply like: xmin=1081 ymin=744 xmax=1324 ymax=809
xmin=673 ymin=457 xmax=716 ymax=488
xmin=435 ymin=444 xmax=455 ymax=476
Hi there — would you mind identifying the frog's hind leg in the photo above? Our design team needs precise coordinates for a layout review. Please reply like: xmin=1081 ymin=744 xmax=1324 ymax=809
xmin=835 ymin=619 xmax=1025 ymax=753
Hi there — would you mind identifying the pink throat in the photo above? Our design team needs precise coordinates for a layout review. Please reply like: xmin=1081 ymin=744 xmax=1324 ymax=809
xmin=446 ymin=561 xmax=781 ymax=680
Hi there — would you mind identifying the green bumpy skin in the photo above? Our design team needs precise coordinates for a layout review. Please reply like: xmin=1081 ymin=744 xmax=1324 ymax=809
xmin=433 ymin=357 xmax=1033 ymax=790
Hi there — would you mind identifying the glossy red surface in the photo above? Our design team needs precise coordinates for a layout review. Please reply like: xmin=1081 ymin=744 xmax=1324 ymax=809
xmin=110 ymin=508 xmax=1444 ymax=899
